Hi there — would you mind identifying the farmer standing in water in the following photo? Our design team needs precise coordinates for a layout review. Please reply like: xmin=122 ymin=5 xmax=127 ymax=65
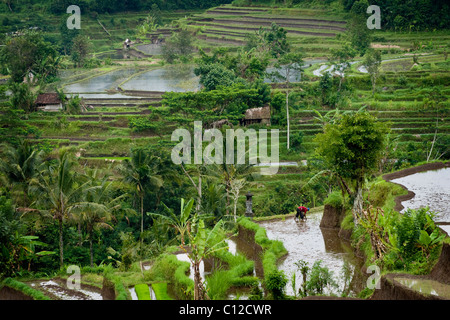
xmin=295 ymin=206 xmax=309 ymax=221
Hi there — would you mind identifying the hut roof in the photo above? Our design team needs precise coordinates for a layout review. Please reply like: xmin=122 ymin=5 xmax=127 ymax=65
xmin=243 ymin=106 xmax=271 ymax=120
xmin=35 ymin=93 xmax=62 ymax=105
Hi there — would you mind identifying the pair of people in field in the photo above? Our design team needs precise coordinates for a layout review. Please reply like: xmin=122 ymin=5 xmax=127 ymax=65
xmin=295 ymin=206 xmax=309 ymax=221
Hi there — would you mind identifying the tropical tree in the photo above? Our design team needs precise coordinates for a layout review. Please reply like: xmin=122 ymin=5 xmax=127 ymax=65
xmin=314 ymin=112 xmax=389 ymax=224
xmin=363 ymin=48 xmax=382 ymax=96
xmin=207 ymin=163 xmax=254 ymax=217
xmin=71 ymin=176 xmax=125 ymax=267
xmin=263 ymin=23 xmax=290 ymax=58
xmin=347 ymin=0 xmax=372 ymax=55
xmin=136 ymin=13 xmax=159 ymax=38
xmin=0 ymin=195 xmax=24 ymax=276
xmin=269 ymin=51 xmax=304 ymax=149
xmin=119 ymin=148 xmax=163 ymax=236
xmin=71 ymin=35 xmax=91 ymax=68
xmin=330 ymin=44 xmax=356 ymax=92
xmin=0 ymin=139 xmax=43 ymax=207
xmin=29 ymin=150 xmax=88 ymax=268
xmin=180 ymin=163 xmax=204 ymax=214
xmin=8 ymin=83 xmax=36 ymax=113
xmin=0 ymin=30 xmax=60 ymax=83
xmin=161 ymin=29 xmax=194 ymax=63
xmin=185 ymin=217 xmax=228 ymax=300
xmin=230 ymin=178 xmax=246 ymax=222
xmin=148 ymin=198 xmax=195 ymax=246
xmin=201 ymin=181 xmax=226 ymax=220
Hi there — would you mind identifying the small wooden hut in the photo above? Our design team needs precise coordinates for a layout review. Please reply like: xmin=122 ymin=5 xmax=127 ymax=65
xmin=241 ymin=106 xmax=271 ymax=126
xmin=35 ymin=93 xmax=64 ymax=112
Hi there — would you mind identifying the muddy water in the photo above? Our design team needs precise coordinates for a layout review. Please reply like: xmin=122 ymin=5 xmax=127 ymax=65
xmin=259 ymin=212 xmax=366 ymax=297
xmin=29 ymin=279 xmax=103 ymax=300
xmin=391 ymin=167 xmax=450 ymax=222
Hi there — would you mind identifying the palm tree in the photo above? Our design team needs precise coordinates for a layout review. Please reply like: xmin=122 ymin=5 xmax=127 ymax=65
xmin=200 ymin=181 xmax=226 ymax=219
xmin=120 ymin=148 xmax=161 ymax=235
xmin=29 ymin=150 xmax=88 ymax=268
xmin=207 ymin=163 xmax=254 ymax=217
xmin=71 ymin=177 xmax=125 ymax=267
xmin=119 ymin=148 xmax=163 ymax=236
xmin=0 ymin=139 xmax=43 ymax=207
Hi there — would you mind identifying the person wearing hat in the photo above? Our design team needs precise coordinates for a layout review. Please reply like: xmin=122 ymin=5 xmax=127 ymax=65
xmin=295 ymin=206 xmax=309 ymax=221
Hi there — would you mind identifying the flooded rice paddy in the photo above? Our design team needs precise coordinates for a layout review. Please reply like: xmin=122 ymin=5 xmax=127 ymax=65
xmin=391 ymin=167 xmax=450 ymax=222
xmin=135 ymin=44 xmax=163 ymax=56
xmin=62 ymin=58 xmax=332 ymax=96
xmin=64 ymin=68 xmax=139 ymax=93
xmin=258 ymin=212 xmax=366 ymax=297
xmin=120 ymin=66 xmax=200 ymax=92
xmin=394 ymin=277 xmax=450 ymax=299
xmin=28 ymin=279 xmax=103 ymax=300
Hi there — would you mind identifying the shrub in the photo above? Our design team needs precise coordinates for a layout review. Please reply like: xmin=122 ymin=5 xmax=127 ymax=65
xmin=304 ymin=260 xmax=338 ymax=296
xmin=323 ymin=190 xmax=344 ymax=208
xmin=265 ymin=269 xmax=287 ymax=300
xmin=388 ymin=207 xmax=445 ymax=273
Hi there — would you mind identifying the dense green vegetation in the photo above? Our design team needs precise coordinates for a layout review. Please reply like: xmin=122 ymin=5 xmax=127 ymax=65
xmin=0 ymin=0 xmax=448 ymax=301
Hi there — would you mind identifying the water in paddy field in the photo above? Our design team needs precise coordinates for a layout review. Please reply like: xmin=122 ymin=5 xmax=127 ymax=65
xmin=394 ymin=277 xmax=450 ymax=299
xmin=135 ymin=44 xmax=163 ymax=55
xmin=64 ymin=68 xmax=139 ymax=93
xmin=391 ymin=167 xmax=450 ymax=222
xmin=259 ymin=212 xmax=367 ymax=297
xmin=120 ymin=66 xmax=200 ymax=92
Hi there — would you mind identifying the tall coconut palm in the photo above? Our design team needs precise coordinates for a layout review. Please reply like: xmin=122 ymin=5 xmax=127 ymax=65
xmin=119 ymin=148 xmax=163 ymax=236
xmin=71 ymin=177 xmax=125 ymax=267
xmin=29 ymin=150 xmax=88 ymax=268
xmin=207 ymin=163 xmax=254 ymax=217
xmin=0 ymin=139 xmax=43 ymax=207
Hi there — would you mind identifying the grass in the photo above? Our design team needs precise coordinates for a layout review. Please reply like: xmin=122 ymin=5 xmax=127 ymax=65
xmin=134 ymin=283 xmax=151 ymax=300
xmin=152 ymin=282 xmax=172 ymax=300
xmin=146 ymin=253 xmax=193 ymax=300
xmin=237 ymin=217 xmax=288 ymax=283
xmin=0 ymin=278 xmax=51 ymax=300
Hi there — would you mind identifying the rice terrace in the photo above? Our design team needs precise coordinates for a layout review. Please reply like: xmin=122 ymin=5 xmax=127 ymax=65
xmin=0 ymin=0 xmax=449 ymax=311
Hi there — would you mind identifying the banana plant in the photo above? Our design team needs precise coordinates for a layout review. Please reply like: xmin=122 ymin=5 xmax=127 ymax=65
xmin=417 ymin=229 xmax=445 ymax=260
xmin=187 ymin=217 xmax=228 ymax=300
xmin=13 ymin=234 xmax=55 ymax=271
xmin=148 ymin=198 xmax=194 ymax=246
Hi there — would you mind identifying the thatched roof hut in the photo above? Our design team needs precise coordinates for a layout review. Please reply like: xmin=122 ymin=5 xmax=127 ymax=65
xmin=35 ymin=93 xmax=64 ymax=112
xmin=241 ymin=106 xmax=271 ymax=126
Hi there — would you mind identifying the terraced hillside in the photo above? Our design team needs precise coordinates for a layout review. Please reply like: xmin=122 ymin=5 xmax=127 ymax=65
xmin=173 ymin=4 xmax=347 ymax=57
xmin=10 ymin=3 xmax=447 ymax=215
